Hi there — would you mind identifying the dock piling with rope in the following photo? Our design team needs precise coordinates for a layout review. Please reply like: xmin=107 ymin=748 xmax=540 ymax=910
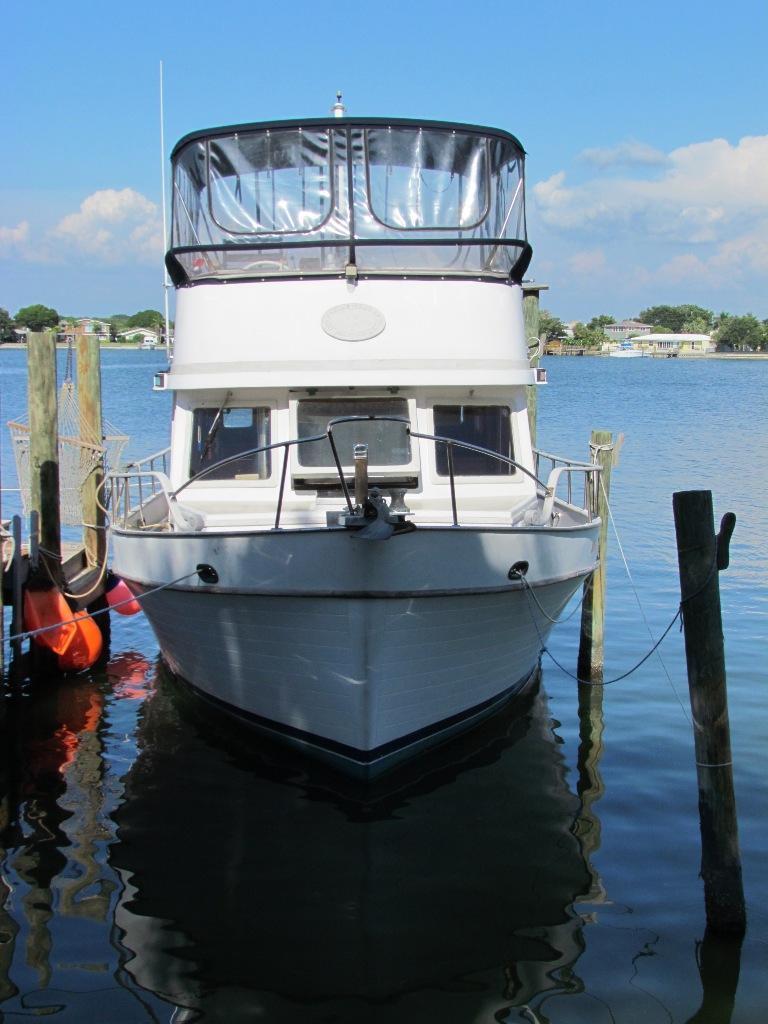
xmin=577 ymin=430 xmax=615 ymax=684
xmin=2 ymin=333 xmax=119 ymax=681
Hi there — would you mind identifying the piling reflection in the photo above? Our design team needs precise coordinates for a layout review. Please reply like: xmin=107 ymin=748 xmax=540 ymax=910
xmin=685 ymin=927 xmax=744 ymax=1024
xmin=573 ymin=681 xmax=607 ymax=907
xmin=0 ymin=682 xmax=108 ymax=991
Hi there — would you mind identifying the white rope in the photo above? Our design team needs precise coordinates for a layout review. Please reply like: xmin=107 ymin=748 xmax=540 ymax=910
xmin=600 ymin=477 xmax=692 ymax=721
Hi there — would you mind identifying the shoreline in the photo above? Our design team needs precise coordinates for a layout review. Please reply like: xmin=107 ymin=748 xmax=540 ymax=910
xmin=546 ymin=350 xmax=768 ymax=360
xmin=1 ymin=344 xmax=765 ymax=360
xmin=0 ymin=342 xmax=165 ymax=351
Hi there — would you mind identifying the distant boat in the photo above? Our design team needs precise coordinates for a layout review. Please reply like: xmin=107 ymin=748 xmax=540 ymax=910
xmin=609 ymin=340 xmax=644 ymax=358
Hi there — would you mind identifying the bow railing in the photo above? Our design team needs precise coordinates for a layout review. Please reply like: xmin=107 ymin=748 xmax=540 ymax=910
xmin=108 ymin=418 xmax=601 ymax=531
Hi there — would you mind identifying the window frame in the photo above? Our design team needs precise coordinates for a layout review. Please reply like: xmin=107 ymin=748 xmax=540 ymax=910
xmin=185 ymin=401 xmax=276 ymax=486
xmin=205 ymin=129 xmax=340 ymax=239
xmin=289 ymin=395 xmax=420 ymax=479
xmin=427 ymin=401 xmax=518 ymax=483
xmin=362 ymin=129 xmax=492 ymax=233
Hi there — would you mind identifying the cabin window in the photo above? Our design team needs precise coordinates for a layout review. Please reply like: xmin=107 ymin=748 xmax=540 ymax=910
xmin=365 ymin=129 xmax=489 ymax=231
xmin=433 ymin=405 xmax=513 ymax=476
xmin=189 ymin=407 xmax=271 ymax=480
xmin=296 ymin=398 xmax=410 ymax=467
xmin=207 ymin=129 xmax=334 ymax=236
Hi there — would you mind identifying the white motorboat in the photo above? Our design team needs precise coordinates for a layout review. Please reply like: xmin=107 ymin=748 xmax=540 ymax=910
xmin=109 ymin=112 xmax=601 ymax=776
xmin=609 ymin=340 xmax=644 ymax=358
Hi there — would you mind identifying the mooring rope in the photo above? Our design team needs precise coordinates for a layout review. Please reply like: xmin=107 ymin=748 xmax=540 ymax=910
xmin=599 ymin=477 xmax=692 ymax=720
xmin=37 ymin=539 xmax=111 ymax=602
xmin=520 ymin=550 xmax=720 ymax=688
xmin=7 ymin=569 xmax=202 ymax=646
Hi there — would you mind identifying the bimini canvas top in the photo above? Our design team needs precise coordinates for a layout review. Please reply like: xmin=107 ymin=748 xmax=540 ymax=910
xmin=168 ymin=118 xmax=531 ymax=286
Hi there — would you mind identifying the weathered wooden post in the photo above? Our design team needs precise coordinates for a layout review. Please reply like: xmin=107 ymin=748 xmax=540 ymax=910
xmin=27 ymin=332 xmax=62 ymax=585
xmin=673 ymin=490 xmax=745 ymax=935
xmin=9 ymin=516 xmax=24 ymax=686
xmin=522 ymin=283 xmax=548 ymax=447
xmin=577 ymin=430 xmax=613 ymax=683
xmin=76 ymin=336 xmax=106 ymax=568
xmin=0 ymin=389 xmax=4 ymax=681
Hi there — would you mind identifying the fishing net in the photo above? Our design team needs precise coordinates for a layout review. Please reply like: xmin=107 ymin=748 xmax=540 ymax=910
xmin=7 ymin=344 xmax=129 ymax=526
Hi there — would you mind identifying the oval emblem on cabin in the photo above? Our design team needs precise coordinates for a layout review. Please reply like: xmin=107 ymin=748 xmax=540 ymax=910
xmin=321 ymin=303 xmax=386 ymax=342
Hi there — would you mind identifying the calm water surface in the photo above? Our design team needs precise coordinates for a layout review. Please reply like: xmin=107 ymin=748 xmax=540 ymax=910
xmin=1 ymin=349 xmax=766 ymax=1022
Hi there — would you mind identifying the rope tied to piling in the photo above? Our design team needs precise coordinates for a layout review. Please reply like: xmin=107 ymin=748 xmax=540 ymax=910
xmin=519 ymin=549 xmax=720 ymax=689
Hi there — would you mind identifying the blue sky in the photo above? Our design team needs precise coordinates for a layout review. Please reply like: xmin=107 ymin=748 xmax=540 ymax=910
xmin=2 ymin=0 xmax=766 ymax=323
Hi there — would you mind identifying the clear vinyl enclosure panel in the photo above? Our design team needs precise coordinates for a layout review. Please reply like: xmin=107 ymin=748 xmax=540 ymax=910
xmin=170 ymin=122 xmax=527 ymax=281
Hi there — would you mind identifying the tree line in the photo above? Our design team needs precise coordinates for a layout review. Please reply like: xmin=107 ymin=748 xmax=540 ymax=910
xmin=539 ymin=304 xmax=768 ymax=352
xmin=0 ymin=304 xmax=171 ymax=343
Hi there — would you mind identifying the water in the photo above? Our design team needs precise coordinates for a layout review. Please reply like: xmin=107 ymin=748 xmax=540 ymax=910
xmin=1 ymin=349 xmax=766 ymax=1022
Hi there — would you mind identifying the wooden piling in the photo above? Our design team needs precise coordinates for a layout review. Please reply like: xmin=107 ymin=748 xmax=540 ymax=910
xmin=27 ymin=332 xmax=62 ymax=585
xmin=0 ymin=389 xmax=4 ymax=681
xmin=577 ymin=430 xmax=613 ymax=683
xmin=10 ymin=516 xmax=24 ymax=686
xmin=76 ymin=336 xmax=106 ymax=568
xmin=673 ymin=489 xmax=745 ymax=935
xmin=522 ymin=284 xmax=548 ymax=447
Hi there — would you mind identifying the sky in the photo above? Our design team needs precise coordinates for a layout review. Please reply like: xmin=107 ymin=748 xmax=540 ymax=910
xmin=1 ymin=0 xmax=766 ymax=324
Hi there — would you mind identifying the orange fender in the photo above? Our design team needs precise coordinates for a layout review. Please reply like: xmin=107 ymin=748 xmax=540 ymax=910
xmin=24 ymin=588 xmax=77 ymax=655
xmin=105 ymin=576 xmax=142 ymax=616
xmin=58 ymin=611 xmax=103 ymax=672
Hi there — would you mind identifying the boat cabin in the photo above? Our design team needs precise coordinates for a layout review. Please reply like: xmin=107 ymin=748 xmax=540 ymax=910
xmin=159 ymin=117 xmax=542 ymax=528
xmin=167 ymin=117 xmax=530 ymax=285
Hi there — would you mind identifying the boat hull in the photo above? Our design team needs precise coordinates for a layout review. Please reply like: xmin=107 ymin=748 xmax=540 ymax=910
xmin=113 ymin=524 xmax=597 ymax=775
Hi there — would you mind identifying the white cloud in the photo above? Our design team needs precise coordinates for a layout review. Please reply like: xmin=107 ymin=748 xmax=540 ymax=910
xmin=533 ymin=135 xmax=768 ymax=259
xmin=579 ymin=141 xmax=669 ymax=168
xmin=566 ymin=248 xmax=606 ymax=275
xmin=49 ymin=189 xmax=162 ymax=263
xmin=0 ymin=189 xmax=163 ymax=266
xmin=0 ymin=220 xmax=29 ymax=253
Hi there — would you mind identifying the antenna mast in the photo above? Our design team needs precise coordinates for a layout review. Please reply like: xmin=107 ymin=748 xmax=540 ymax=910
xmin=159 ymin=60 xmax=172 ymax=356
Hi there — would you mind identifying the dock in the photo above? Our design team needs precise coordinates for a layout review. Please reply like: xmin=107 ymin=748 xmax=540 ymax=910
xmin=1 ymin=332 xmax=114 ymax=680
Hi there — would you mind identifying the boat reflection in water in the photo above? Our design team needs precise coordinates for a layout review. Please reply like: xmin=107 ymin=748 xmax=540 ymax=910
xmin=111 ymin=668 xmax=595 ymax=1021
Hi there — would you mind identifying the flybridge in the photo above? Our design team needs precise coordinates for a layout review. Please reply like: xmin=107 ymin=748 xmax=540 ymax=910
xmin=167 ymin=118 xmax=531 ymax=286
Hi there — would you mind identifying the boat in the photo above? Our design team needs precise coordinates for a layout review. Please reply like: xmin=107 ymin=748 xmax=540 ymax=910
xmin=609 ymin=339 xmax=644 ymax=358
xmin=108 ymin=109 xmax=602 ymax=777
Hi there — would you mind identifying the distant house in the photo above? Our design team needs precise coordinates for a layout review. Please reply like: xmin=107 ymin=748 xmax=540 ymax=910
xmin=603 ymin=320 xmax=653 ymax=342
xmin=57 ymin=318 xmax=111 ymax=343
xmin=117 ymin=327 xmax=160 ymax=347
xmin=628 ymin=333 xmax=715 ymax=355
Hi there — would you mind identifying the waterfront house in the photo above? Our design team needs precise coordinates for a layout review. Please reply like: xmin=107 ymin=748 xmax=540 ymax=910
xmin=116 ymin=327 xmax=160 ymax=346
xmin=57 ymin=318 xmax=111 ymax=343
xmin=603 ymin=320 xmax=653 ymax=342
xmin=628 ymin=333 xmax=714 ymax=355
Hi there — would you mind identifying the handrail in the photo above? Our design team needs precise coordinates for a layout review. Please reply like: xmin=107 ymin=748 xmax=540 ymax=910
xmin=110 ymin=417 xmax=600 ymax=531
xmin=107 ymin=470 xmax=175 ymax=530
xmin=124 ymin=446 xmax=171 ymax=472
